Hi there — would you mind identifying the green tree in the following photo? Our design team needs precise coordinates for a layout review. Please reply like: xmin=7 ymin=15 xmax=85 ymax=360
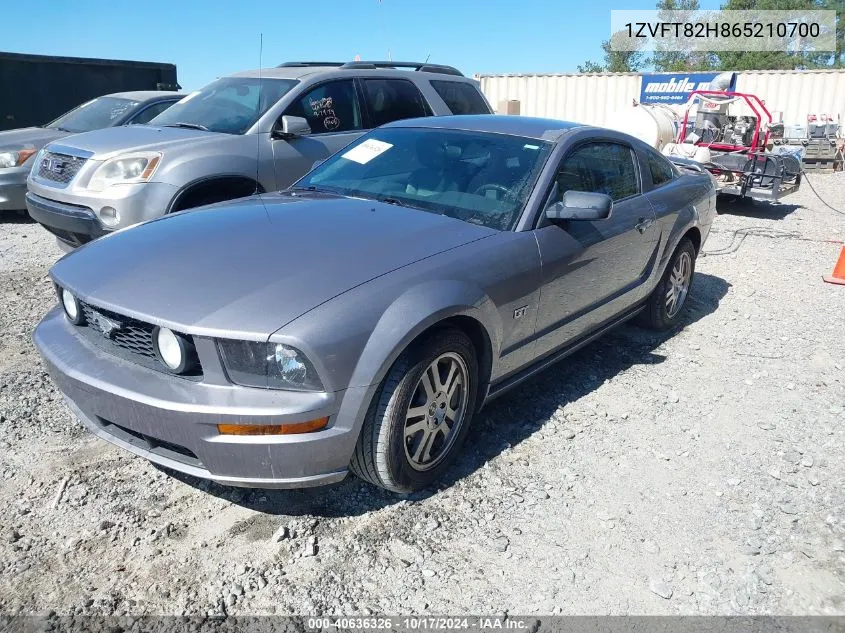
xmin=651 ymin=0 xmax=716 ymax=71
xmin=577 ymin=30 xmax=649 ymax=73
xmin=713 ymin=0 xmax=843 ymax=70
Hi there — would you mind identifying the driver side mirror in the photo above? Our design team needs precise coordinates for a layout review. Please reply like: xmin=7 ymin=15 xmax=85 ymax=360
xmin=273 ymin=115 xmax=311 ymax=140
xmin=545 ymin=190 xmax=613 ymax=222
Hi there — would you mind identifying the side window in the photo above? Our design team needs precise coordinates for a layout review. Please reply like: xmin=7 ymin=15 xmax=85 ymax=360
xmin=645 ymin=148 xmax=677 ymax=187
xmin=430 ymin=80 xmax=491 ymax=115
xmin=130 ymin=101 xmax=177 ymax=125
xmin=361 ymin=79 xmax=428 ymax=127
xmin=555 ymin=143 xmax=639 ymax=202
xmin=283 ymin=80 xmax=362 ymax=134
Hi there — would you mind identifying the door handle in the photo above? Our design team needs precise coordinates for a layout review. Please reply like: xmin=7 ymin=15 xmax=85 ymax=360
xmin=635 ymin=217 xmax=654 ymax=233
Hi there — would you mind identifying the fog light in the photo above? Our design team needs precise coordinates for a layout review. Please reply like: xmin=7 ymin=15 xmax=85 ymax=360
xmin=153 ymin=326 xmax=196 ymax=374
xmin=60 ymin=288 xmax=84 ymax=325
xmin=99 ymin=206 xmax=120 ymax=227
xmin=217 ymin=417 xmax=329 ymax=436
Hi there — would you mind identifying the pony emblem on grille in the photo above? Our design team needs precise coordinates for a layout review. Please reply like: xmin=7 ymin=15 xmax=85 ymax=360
xmin=91 ymin=311 xmax=123 ymax=339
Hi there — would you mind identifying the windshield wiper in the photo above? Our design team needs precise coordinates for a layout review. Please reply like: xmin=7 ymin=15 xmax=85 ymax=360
xmin=376 ymin=196 xmax=404 ymax=206
xmin=289 ymin=185 xmax=339 ymax=194
xmin=371 ymin=195 xmax=429 ymax=211
xmin=162 ymin=122 xmax=210 ymax=131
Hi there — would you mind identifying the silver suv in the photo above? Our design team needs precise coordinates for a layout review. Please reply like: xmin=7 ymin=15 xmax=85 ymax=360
xmin=26 ymin=61 xmax=491 ymax=250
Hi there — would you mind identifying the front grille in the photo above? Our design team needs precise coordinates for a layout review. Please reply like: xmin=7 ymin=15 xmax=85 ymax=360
xmin=80 ymin=302 xmax=157 ymax=358
xmin=75 ymin=301 xmax=203 ymax=379
xmin=37 ymin=151 xmax=87 ymax=185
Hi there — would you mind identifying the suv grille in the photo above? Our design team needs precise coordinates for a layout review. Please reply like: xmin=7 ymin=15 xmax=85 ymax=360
xmin=37 ymin=151 xmax=87 ymax=185
xmin=76 ymin=301 xmax=203 ymax=379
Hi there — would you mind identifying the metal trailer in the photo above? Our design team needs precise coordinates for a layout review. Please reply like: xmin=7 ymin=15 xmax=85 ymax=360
xmin=0 ymin=51 xmax=179 ymax=131
xmin=674 ymin=90 xmax=801 ymax=202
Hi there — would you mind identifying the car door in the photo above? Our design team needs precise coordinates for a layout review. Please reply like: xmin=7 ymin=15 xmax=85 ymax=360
xmin=270 ymin=79 xmax=367 ymax=189
xmin=532 ymin=141 xmax=659 ymax=356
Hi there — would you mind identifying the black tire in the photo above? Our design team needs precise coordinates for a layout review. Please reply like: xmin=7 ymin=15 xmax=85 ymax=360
xmin=639 ymin=238 xmax=697 ymax=330
xmin=350 ymin=327 xmax=479 ymax=493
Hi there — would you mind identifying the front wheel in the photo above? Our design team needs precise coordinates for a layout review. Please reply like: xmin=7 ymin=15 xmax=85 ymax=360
xmin=350 ymin=327 xmax=478 ymax=493
xmin=639 ymin=238 xmax=697 ymax=330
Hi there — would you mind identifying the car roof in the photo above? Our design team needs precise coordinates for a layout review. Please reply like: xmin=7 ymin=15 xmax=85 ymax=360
xmin=232 ymin=66 xmax=334 ymax=80
xmin=383 ymin=115 xmax=583 ymax=141
xmin=104 ymin=90 xmax=184 ymax=102
xmin=231 ymin=65 xmax=477 ymax=83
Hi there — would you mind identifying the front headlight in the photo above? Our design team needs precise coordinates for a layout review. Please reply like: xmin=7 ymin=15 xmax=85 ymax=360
xmin=218 ymin=340 xmax=324 ymax=392
xmin=0 ymin=148 xmax=37 ymax=169
xmin=87 ymin=152 xmax=161 ymax=192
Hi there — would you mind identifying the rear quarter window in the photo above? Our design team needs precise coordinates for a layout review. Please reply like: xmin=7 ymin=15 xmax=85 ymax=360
xmin=645 ymin=149 xmax=677 ymax=187
xmin=430 ymin=80 xmax=491 ymax=115
xmin=361 ymin=79 xmax=428 ymax=127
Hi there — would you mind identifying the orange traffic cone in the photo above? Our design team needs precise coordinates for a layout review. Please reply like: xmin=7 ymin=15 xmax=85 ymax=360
xmin=824 ymin=245 xmax=845 ymax=285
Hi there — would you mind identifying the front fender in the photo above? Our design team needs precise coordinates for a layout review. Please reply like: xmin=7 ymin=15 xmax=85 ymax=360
xmin=348 ymin=279 xmax=502 ymax=390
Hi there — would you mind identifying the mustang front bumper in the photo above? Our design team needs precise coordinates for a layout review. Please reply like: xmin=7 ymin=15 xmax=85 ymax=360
xmin=33 ymin=306 xmax=374 ymax=488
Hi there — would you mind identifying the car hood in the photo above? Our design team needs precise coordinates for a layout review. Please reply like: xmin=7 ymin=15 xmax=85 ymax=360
xmin=50 ymin=193 xmax=496 ymax=339
xmin=44 ymin=125 xmax=224 ymax=160
xmin=0 ymin=127 xmax=69 ymax=151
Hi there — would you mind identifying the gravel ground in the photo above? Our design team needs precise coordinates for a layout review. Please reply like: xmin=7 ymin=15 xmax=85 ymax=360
xmin=1 ymin=176 xmax=844 ymax=618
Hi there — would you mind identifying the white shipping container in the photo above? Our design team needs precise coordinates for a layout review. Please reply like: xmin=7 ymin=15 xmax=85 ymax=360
xmin=477 ymin=69 xmax=845 ymax=132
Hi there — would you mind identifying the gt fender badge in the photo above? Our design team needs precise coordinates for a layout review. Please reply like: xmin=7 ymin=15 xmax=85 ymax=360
xmin=513 ymin=306 xmax=527 ymax=320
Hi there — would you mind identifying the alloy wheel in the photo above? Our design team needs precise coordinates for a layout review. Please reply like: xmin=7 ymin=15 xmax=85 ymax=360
xmin=403 ymin=352 xmax=469 ymax=472
xmin=665 ymin=250 xmax=692 ymax=318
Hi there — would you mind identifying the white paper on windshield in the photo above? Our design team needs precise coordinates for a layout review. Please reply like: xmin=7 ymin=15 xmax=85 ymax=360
xmin=342 ymin=139 xmax=393 ymax=164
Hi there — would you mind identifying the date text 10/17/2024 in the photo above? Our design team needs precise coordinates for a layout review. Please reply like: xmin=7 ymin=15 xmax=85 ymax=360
xmin=306 ymin=617 xmax=537 ymax=631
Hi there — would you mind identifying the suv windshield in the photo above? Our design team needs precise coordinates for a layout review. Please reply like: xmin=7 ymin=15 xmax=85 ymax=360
xmin=46 ymin=97 xmax=140 ymax=133
xmin=295 ymin=127 xmax=552 ymax=231
xmin=150 ymin=77 xmax=298 ymax=134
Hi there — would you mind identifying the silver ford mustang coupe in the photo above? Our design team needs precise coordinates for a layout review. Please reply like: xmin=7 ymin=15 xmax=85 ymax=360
xmin=34 ymin=115 xmax=716 ymax=493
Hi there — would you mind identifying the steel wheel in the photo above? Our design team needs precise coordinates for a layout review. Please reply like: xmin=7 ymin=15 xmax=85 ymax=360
xmin=665 ymin=250 xmax=692 ymax=318
xmin=403 ymin=352 xmax=469 ymax=472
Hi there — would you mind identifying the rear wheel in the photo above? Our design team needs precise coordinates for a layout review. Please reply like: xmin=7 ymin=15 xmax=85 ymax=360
xmin=639 ymin=238 xmax=697 ymax=330
xmin=350 ymin=328 xmax=478 ymax=493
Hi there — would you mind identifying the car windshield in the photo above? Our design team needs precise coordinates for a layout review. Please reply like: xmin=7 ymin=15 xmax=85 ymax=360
xmin=150 ymin=77 xmax=298 ymax=134
xmin=295 ymin=127 xmax=553 ymax=231
xmin=46 ymin=97 xmax=140 ymax=133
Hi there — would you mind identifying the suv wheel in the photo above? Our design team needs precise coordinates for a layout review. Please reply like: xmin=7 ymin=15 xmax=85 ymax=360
xmin=639 ymin=238 xmax=697 ymax=330
xmin=350 ymin=327 xmax=478 ymax=493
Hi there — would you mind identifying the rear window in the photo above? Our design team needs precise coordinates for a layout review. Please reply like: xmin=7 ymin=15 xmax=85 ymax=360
xmin=361 ymin=79 xmax=428 ymax=127
xmin=430 ymin=81 xmax=491 ymax=115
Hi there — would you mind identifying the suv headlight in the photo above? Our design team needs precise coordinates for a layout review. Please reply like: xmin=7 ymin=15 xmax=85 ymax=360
xmin=87 ymin=152 xmax=161 ymax=192
xmin=218 ymin=340 xmax=324 ymax=392
xmin=0 ymin=148 xmax=36 ymax=169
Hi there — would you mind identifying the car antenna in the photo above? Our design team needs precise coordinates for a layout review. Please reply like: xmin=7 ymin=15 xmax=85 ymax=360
xmin=255 ymin=32 xmax=263 ymax=196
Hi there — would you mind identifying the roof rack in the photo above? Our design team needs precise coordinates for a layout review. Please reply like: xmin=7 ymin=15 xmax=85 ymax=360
xmin=277 ymin=62 xmax=346 ymax=68
xmin=277 ymin=60 xmax=464 ymax=77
